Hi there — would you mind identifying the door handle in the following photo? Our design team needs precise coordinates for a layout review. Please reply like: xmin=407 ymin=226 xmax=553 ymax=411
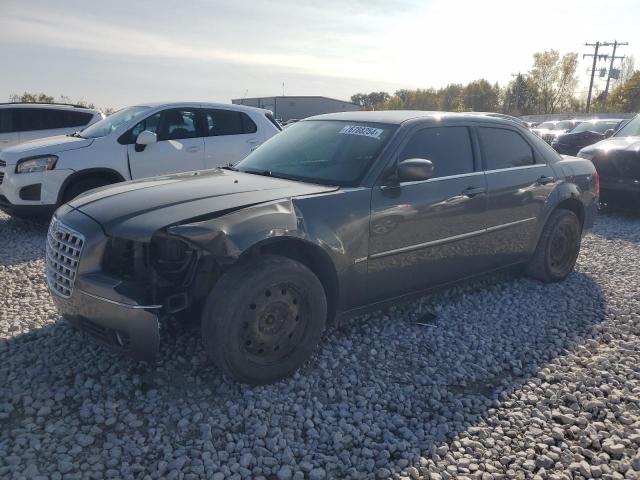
xmin=536 ymin=175 xmax=555 ymax=185
xmin=247 ymin=139 xmax=260 ymax=145
xmin=0 ymin=140 xmax=9 ymax=144
xmin=462 ymin=186 xmax=486 ymax=197
xmin=186 ymin=146 xmax=200 ymax=153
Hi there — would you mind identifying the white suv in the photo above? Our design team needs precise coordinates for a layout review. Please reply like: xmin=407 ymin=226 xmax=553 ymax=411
xmin=0 ymin=102 xmax=281 ymax=217
xmin=0 ymin=103 xmax=103 ymax=151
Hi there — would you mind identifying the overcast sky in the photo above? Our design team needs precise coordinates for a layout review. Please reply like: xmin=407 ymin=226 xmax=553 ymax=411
xmin=1 ymin=0 xmax=639 ymax=110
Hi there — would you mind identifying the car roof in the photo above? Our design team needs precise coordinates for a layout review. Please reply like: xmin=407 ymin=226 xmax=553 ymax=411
xmin=305 ymin=110 xmax=526 ymax=126
xmin=135 ymin=101 xmax=270 ymax=114
xmin=0 ymin=103 xmax=101 ymax=113
xmin=580 ymin=118 xmax=625 ymax=122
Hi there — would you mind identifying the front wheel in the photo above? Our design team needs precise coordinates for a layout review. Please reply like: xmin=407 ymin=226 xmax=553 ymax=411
xmin=526 ymin=209 xmax=582 ymax=283
xmin=201 ymin=255 xmax=327 ymax=385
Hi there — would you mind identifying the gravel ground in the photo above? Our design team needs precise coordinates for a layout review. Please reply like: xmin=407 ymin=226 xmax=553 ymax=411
xmin=1 ymin=209 xmax=639 ymax=480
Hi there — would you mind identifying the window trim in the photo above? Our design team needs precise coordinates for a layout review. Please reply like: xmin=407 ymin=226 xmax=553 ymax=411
xmin=395 ymin=170 xmax=484 ymax=188
xmin=475 ymin=125 xmax=538 ymax=171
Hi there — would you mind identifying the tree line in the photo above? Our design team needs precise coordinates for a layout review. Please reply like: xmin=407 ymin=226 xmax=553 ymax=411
xmin=351 ymin=50 xmax=639 ymax=115
xmin=7 ymin=92 xmax=116 ymax=115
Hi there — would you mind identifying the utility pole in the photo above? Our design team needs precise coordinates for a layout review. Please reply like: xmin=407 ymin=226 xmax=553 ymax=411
xmin=602 ymin=40 xmax=628 ymax=106
xmin=584 ymin=41 xmax=628 ymax=113
xmin=584 ymin=41 xmax=600 ymax=113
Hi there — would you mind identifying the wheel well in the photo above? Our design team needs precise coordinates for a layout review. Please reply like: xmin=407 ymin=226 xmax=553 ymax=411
xmin=245 ymin=238 xmax=340 ymax=325
xmin=58 ymin=169 xmax=125 ymax=204
xmin=555 ymin=197 xmax=585 ymax=227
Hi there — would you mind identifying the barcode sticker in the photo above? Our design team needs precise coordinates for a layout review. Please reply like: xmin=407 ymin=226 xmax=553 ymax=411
xmin=339 ymin=125 xmax=384 ymax=139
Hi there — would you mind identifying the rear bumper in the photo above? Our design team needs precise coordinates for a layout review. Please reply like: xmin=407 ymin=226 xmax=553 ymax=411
xmin=52 ymin=289 xmax=161 ymax=361
xmin=583 ymin=197 xmax=598 ymax=232
xmin=600 ymin=178 xmax=640 ymax=195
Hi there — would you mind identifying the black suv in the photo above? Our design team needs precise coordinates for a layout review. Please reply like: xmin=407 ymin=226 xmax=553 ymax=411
xmin=47 ymin=112 xmax=598 ymax=384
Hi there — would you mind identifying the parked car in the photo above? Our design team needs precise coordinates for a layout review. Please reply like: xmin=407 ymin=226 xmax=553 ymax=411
xmin=0 ymin=102 xmax=281 ymax=217
xmin=552 ymin=118 xmax=625 ymax=156
xmin=577 ymin=113 xmax=640 ymax=199
xmin=46 ymin=111 xmax=598 ymax=384
xmin=0 ymin=103 xmax=103 ymax=151
xmin=533 ymin=119 xmax=583 ymax=144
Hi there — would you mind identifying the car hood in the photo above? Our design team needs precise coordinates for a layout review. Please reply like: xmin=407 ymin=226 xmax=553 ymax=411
xmin=68 ymin=168 xmax=339 ymax=240
xmin=579 ymin=136 xmax=640 ymax=155
xmin=556 ymin=130 xmax=603 ymax=145
xmin=0 ymin=135 xmax=94 ymax=163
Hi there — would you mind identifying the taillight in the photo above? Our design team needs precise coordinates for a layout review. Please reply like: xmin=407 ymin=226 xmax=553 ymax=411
xmin=595 ymin=170 xmax=600 ymax=195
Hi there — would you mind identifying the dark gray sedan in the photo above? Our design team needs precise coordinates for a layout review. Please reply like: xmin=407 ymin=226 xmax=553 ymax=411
xmin=47 ymin=111 xmax=599 ymax=384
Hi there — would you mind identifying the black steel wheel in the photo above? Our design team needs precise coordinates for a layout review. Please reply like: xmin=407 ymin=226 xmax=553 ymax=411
xmin=201 ymin=255 xmax=326 ymax=385
xmin=526 ymin=209 xmax=582 ymax=283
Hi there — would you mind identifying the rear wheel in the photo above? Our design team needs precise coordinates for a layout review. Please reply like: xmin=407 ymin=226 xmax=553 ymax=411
xmin=201 ymin=255 xmax=327 ymax=385
xmin=526 ymin=209 xmax=582 ymax=283
xmin=62 ymin=177 xmax=114 ymax=203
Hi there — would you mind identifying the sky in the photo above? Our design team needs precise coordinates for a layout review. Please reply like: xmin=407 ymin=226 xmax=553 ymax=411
xmin=1 ymin=0 xmax=639 ymax=110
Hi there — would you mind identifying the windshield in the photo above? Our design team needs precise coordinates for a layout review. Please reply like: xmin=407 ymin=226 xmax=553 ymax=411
xmin=235 ymin=120 xmax=397 ymax=187
xmin=80 ymin=106 xmax=151 ymax=139
xmin=537 ymin=121 xmax=556 ymax=129
xmin=615 ymin=115 xmax=640 ymax=137
xmin=571 ymin=120 xmax=620 ymax=134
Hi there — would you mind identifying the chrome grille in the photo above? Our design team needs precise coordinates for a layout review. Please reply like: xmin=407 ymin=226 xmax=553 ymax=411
xmin=46 ymin=217 xmax=84 ymax=298
xmin=542 ymin=133 xmax=555 ymax=145
xmin=0 ymin=159 xmax=5 ymax=167
xmin=0 ymin=172 xmax=4 ymax=185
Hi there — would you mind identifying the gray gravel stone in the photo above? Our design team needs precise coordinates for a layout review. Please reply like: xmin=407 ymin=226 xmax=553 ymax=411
xmin=1 ymin=211 xmax=640 ymax=480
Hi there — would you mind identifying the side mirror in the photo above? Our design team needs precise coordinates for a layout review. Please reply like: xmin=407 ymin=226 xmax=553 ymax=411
xmin=397 ymin=158 xmax=434 ymax=182
xmin=136 ymin=130 xmax=157 ymax=146
xmin=604 ymin=129 xmax=615 ymax=138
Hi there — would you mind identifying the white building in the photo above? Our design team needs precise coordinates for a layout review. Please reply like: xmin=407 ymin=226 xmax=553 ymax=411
xmin=232 ymin=96 xmax=360 ymax=122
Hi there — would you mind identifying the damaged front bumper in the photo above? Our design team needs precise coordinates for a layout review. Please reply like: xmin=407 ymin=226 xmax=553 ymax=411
xmin=47 ymin=204 xmax=163 ymax=362
xmin=52 ymin=290 xmax=162 ymax=361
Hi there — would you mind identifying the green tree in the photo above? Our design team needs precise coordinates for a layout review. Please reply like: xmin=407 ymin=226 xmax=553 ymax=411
xmin=350 ymin=92 xmax=390 ymax=110
xmin=437 ymin=84 xmax=464 ymax=111
xmin=502 ymin=74 xmax=540 ymax=115
xmin=529 ymin=50 xmax=578 ymax=114
xmin=606 ymin=70 xmax=640 ymax=112
xmin=461 ymin=79 xmax=500 ymax=112
xmin=9 ymin=92 xmax=55 ymax=103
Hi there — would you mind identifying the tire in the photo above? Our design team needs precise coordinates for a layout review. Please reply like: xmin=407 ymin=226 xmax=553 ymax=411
xmin=526 ymin=209 xmax=582 ymax=283
xmin=201 ymin=255 xmax=327 ymax=385
xmin=62 ymin=177 xmax=114 ymax=203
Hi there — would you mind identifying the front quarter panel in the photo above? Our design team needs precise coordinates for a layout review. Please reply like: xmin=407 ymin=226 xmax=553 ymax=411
xmin=167 ymin=188 xmax=372 ymax=311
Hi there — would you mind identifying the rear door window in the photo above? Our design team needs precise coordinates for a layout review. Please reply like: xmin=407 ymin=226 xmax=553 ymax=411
xmin=13 ymin=108 xmax=94 ymax=131
xmin=399 ymin=126 xmax=475 ymax=179
xmin=478 ymin=127 xmax=535 ymax=170
xmin=0 ymin=109 xmax=15 ymax=133
xmin=204 ymin=109 xmax=257 ymax=136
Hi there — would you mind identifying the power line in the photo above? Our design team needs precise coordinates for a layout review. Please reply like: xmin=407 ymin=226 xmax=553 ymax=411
xmin=583 ymin=41 xmax=628 ymax=113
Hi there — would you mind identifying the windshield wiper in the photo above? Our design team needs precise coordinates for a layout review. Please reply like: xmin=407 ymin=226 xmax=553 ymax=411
xmin=67 ymin=131 xmax=85 ymax=139
xmin=239 ymin=168 xmax=275 ymax=177
xmin=221 ymin=165 xmax=237 ymax=171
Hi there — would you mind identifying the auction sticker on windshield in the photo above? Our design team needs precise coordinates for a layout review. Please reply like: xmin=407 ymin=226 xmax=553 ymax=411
xmin=339 ymin=125 xmax=384 ymax=139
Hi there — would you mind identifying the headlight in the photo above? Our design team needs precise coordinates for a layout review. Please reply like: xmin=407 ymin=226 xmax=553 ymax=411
xmin=15 ymin=155 xmax=58 ymax=174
